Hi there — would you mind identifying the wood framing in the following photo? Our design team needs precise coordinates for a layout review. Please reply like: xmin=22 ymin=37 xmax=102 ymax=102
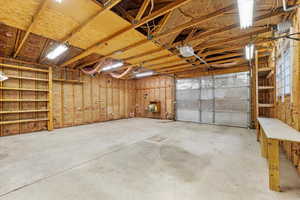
xmin=13 ymin=0 xmax=50 ymax=58
xmin=135 ymin=0 xmax=151 ymax=21
xmin=61 ymin=0 xmax=192 ymax=67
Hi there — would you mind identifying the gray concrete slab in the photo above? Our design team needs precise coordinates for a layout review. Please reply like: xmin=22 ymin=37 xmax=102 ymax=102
xmin=0 ymin=118 xmax=299 ymax=199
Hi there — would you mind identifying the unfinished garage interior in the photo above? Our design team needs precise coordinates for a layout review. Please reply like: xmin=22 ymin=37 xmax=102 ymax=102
xmin=1 ymin=0 xmax=300 ymax=199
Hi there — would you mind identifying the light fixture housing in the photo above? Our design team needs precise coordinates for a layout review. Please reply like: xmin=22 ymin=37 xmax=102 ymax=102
xmin=135 ymin=71 xmax=154 ymax=78
xmin=0 ymin=72 xmax=8 ymax=81
xmin=237 ymin=0 xmax=254 ymax=29
xmin=46 ymin=44 xmax=68 ymax=60
xmin=245 ymin=44 xmax=254 ymax=60
xmin=101 ymin=61 xmax=124 ymax=72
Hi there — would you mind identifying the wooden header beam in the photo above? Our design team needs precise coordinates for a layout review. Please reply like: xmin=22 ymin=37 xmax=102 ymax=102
xmin=175 ymin=65 xmax=249 ymax=78
xmin=61 ymin=0 xmax=192 ymax=67
xmin=13 ymin=0 xmax=50 ymax=58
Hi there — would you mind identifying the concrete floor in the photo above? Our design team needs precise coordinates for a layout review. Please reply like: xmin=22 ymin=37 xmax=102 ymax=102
xmin=0 ymin=118 xmax=299 ymax=200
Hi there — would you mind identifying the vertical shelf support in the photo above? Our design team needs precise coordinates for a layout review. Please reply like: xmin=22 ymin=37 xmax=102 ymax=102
xmin=48 ymin=66 xmax=53 ymax=131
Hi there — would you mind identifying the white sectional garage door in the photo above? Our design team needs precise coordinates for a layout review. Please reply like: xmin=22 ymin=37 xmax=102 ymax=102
xmin=176 ymin=72 xmax=250 ymax=128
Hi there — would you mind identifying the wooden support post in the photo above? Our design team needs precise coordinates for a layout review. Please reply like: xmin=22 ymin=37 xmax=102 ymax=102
xmin=268 ymin=139 xmax=280 ymax=192
xmin=260 ymin=129 xmax=268 ymax=158
xmin=257 ymin=123 xmax=261 ymax=142
xmin=48 ymin=66 xmax=53 ymax=131
xmin=254 ymin=50 xmax=259 ymax=124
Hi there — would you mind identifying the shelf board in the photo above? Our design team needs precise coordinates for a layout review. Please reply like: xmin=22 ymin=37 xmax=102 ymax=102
xmin=0 ymin=63 xmax=48 ymax=73
xmin=0 ymin=109 xmax=48 ymax=114
xmin=0 ymin=87 xmax=48 ymax=92
xmin=7 ymin=75 xmax=49 ymax=82
xmin=258 ymin=86 xmax=274 ymax=90
xmin=53 ymin=79 xmax=84 ymax=84
xmin=258 ymin=67 xmax=273 ymax=73
xmin=259 ymin=103 xmax=274 ymax=108
xmin=0 ymin=99 xmax=48 ymax=102
xmin=0 ymin=118 xmax=48 ymax=125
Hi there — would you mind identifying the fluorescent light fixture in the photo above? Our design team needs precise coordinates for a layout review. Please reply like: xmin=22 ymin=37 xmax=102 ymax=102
xmin=245 ymin=44 xmax=254 ymax=60
xmin=101 ymin=61 xmax=124 ymax=72
xmin=135 ymin=71 xmax=154 ymax=78
xmin=237 ymin=0 xmax=254 ymax=29
xmin=0 ymin=72 xmax=8 ymax=81
xmin=55 ymin=0 xmax=63 ymax=3
xmin=46 ymin=44 xmax=68 ymax=60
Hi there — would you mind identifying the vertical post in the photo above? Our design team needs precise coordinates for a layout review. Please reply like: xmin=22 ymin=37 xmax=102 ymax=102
xmin=257 ymin=123 xmax=260 ymax=142
xmin=254 ymin=50 xmax=259 ymax=125
xmin=260 ymin=129 xmax=268 ymax=158
xmin=48 ymin=66 xmax=53 ymax=131
xmin=268 ymin=138 xmax=280 ymax=191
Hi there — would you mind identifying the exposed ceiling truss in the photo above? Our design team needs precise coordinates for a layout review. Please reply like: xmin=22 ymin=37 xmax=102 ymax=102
xmin=0 ymin=0 xmax=296 ymax=78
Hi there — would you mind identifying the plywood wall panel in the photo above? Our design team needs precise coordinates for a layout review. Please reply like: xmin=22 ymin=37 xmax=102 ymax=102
xmin=135 ymin=75 xmax=175 ymax=120
xmin=53 ymin=82 xmax=62 ymax=128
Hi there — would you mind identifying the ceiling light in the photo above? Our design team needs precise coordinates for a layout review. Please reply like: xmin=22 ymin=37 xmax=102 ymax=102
xmin=245 ymin=44 xmax=254 ymax=60
xmin=238 ymin=0 xmax=254 ymax=29
xmin=101 ymin=61 xmax=124 ymax=72
xmin=46 ymin=44 xmax=68 ymax=60
xmin=178 ymin=46 xmax=209 ymax=66
xmin=135 ymin=71 xmax=154 ymax=78
xmin=55 ymin=0 xmax=63 ymax=3
xmin=0 ymin=72 xmax=8 ymax=81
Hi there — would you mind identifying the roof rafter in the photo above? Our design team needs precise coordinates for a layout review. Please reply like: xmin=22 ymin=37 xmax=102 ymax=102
xmin=135 ymin=0 xmax=151 ymax=21
xmin=174 ymin=7 xmax=285 ymax=47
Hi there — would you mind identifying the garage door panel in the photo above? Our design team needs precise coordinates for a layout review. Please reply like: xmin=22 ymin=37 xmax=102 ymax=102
xmin=176 ymin=72 xmax=250 ymax=128
xmin=215 ymin=111 xmax=249 ymax=127
xmin=177 ymin=109 xmax=200 ymax=122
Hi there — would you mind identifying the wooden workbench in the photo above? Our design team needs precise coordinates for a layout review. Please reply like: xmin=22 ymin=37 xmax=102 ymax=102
xmin=257 ymin=117 xmax=300 ymax=192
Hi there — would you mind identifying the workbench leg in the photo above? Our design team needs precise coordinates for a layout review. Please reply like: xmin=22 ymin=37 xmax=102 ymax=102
xmin=257 ymin=123 xmax=260 ymax=142
xmin=260 ymin=130 xmax=268 ymax=158
xmin=268 ymin=139 xmax=280 ymax=192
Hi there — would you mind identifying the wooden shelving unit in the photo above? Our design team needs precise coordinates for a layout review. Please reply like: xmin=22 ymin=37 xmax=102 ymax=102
xmin=0 ymin=63 xmax=53 ymax=132
xmin=253 ymin=50 xmax=276 ymax=124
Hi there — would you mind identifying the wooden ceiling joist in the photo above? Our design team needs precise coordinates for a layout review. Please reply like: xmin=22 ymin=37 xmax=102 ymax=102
xmin=13 ymin=0 xmax=50 ymax=58
xmin=152 ymin=11 xmax=173 ymax=34
xmin=200 ymin=38 xmax=272 ymax=58
xmin=177 ymin=7 xmax=285 ymax=47
xmin=154 ymin=4 xmax=235 ymax=40
xmin=76 ymin=4 xmax=235 ymax=68
xmin=205 ymin=53 xmax=243 ymax=62
xmin=175 ymin=66 xmax=249 ymax=78
xmin=195 ymin=28 xmax=271 ymax=50
xmin=61 ymin=0 xmax=122 ymax=43
xmin=157 ymin=57 xmax=245 ymax=73
xmin=61 ymin=0 xmax=192 ymax=67
xmin=135 ymin=0 xmax=151 ymax=21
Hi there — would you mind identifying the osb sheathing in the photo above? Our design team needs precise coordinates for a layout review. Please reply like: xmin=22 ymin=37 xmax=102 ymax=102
xmin=0 ymin=0 xmax=186 ymax=66
xmin=271 ymin=9 xmax=300 ymax=174
xmin=135 ymin=75 xmax=175 ymax=120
